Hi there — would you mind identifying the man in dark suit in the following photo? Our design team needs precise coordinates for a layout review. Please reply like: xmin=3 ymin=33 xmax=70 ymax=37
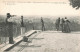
xmin=41 ymin=17 xmax=45 ymax=31
xmin=55 ymin=17 xmax=60 ymax=31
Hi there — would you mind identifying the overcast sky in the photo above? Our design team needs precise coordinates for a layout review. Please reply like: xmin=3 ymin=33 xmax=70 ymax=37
xmin=0 ymin=0 xmax=80 ymax=16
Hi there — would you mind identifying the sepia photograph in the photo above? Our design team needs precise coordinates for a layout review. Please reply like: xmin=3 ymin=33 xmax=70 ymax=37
xmin=0 ymin=0 xmax=80 ymax=52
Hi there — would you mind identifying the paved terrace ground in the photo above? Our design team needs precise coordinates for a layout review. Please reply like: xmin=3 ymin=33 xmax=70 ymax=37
xmin=5 ymin=31 xmax=80 ymax=52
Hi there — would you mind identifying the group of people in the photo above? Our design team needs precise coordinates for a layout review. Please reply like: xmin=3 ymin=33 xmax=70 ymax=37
xmin=55 ymin=17 xmax=71 ymax=33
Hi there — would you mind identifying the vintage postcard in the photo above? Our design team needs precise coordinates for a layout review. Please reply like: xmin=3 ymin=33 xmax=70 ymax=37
xmin=0 ymin=0 xmax=80 ymax=52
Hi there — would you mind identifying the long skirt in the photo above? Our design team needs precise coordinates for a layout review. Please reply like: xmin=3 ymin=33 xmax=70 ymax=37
xmin=63 ymin=22 xmax=71 ymax=33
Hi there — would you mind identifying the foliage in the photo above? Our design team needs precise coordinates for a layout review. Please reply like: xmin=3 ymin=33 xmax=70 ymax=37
xmin=69 ymin=0 xmax=80 ymax=9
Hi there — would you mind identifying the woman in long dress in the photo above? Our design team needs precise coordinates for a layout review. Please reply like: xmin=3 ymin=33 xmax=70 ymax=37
xmin=64 ymin=17 xmax=71 ymax=33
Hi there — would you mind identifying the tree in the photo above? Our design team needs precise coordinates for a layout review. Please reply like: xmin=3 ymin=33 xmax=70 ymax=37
xmin=69 ymin=0 xmax=80 ymax=9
